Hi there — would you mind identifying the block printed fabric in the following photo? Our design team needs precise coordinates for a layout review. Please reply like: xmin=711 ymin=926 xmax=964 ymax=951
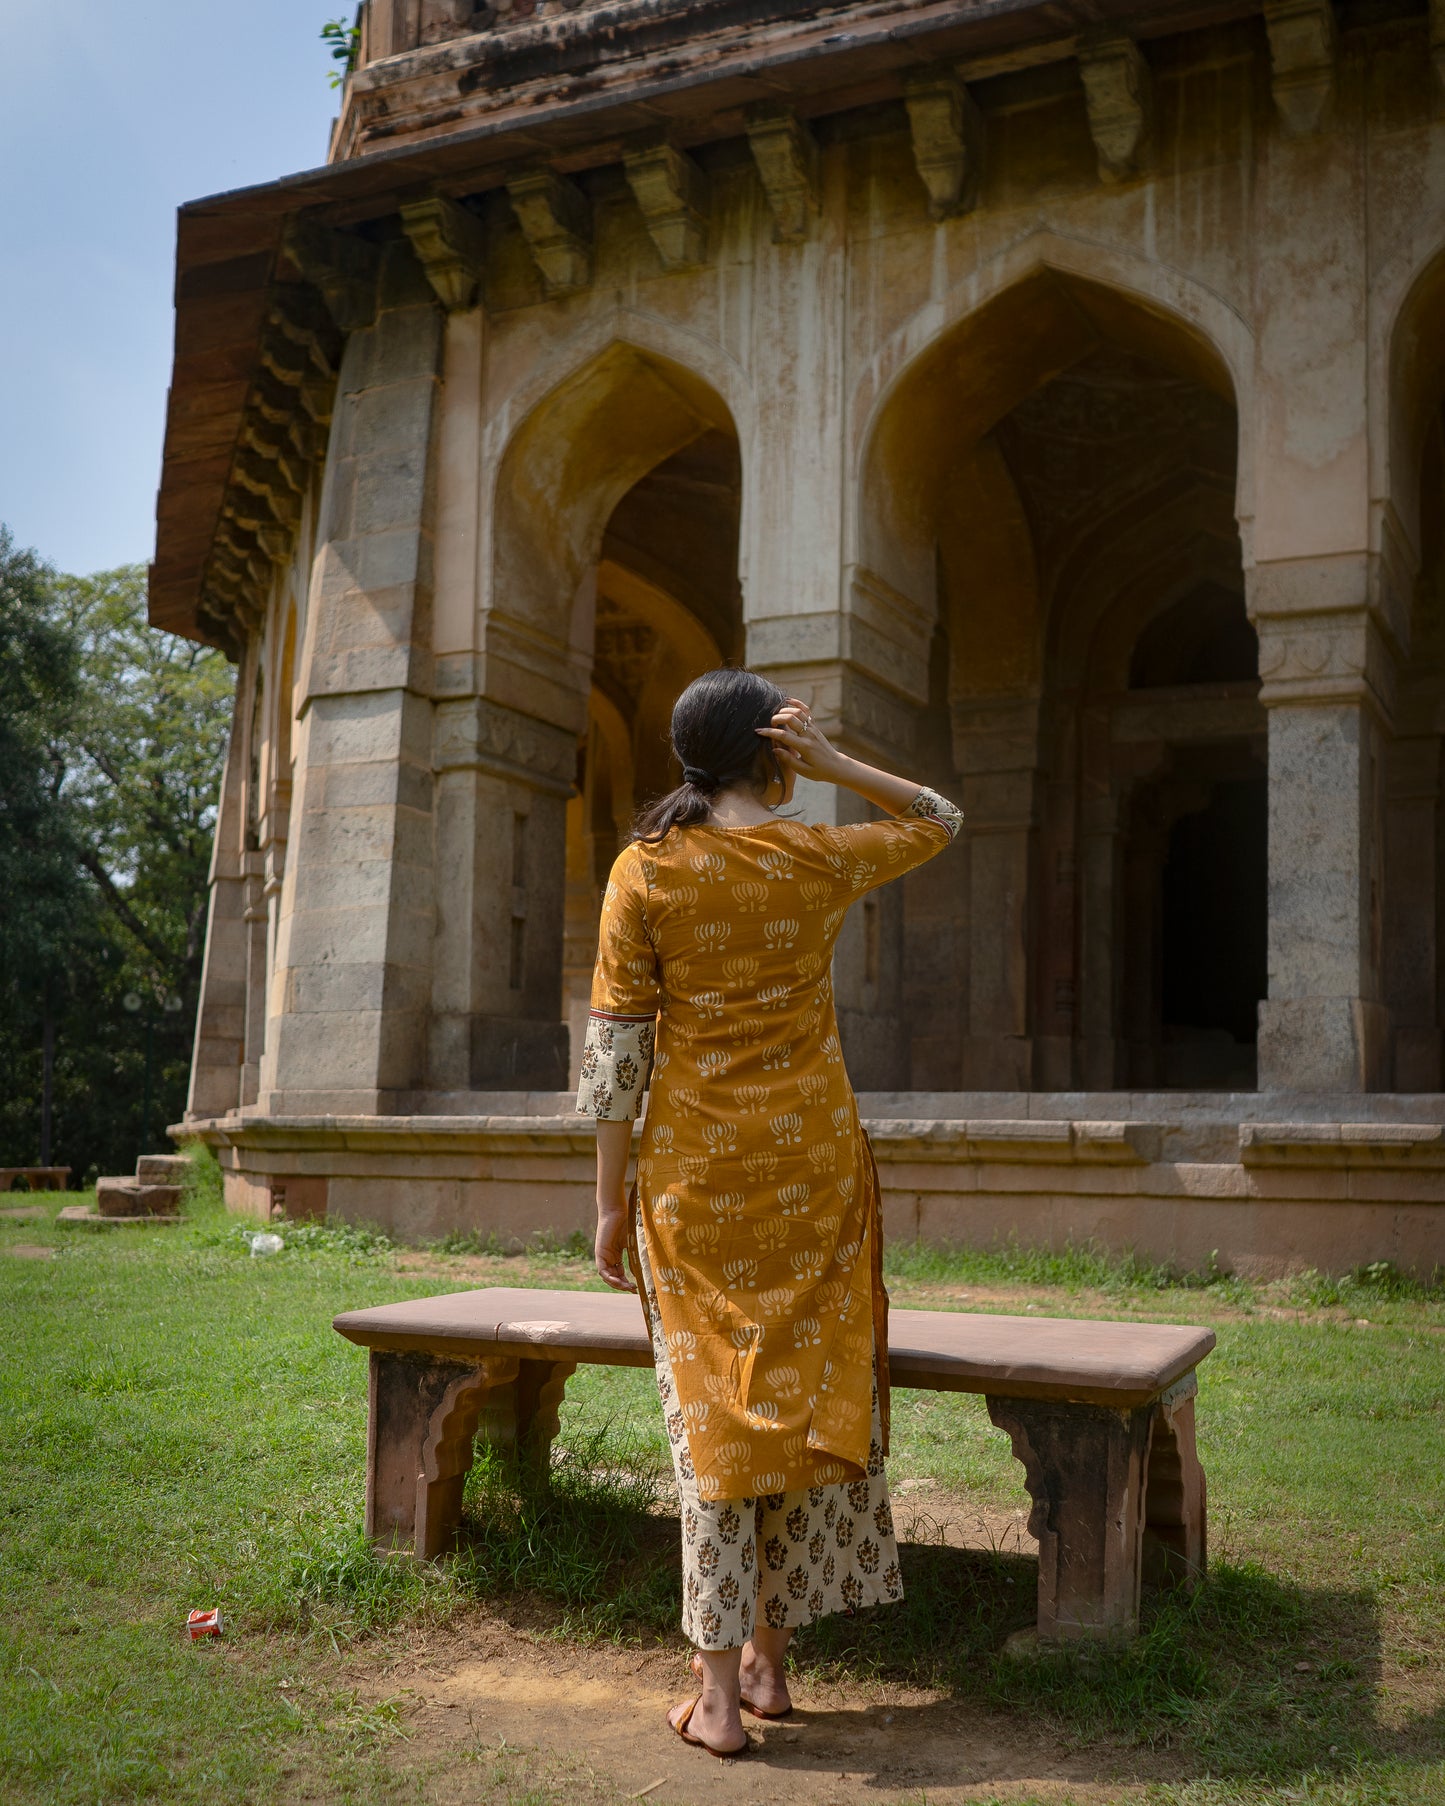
xmin=576 ymin=788 xmax=962 ymax=1500
xmin=634 ymin=1218 xmax=903 ymax=1645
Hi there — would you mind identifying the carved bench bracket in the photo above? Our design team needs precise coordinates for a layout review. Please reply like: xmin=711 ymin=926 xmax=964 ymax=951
xmin=987 ymin=1383 xmax=1208 ymax=1639
xmin=367 ymin=1350 xmax=520 ymax=1557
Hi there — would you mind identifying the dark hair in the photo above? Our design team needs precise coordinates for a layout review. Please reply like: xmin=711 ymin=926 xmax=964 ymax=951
xmin=632 ymin=667 xmax=787 ymax=844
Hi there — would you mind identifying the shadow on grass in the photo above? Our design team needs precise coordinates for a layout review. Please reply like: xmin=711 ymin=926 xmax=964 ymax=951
xmin=444 ymin=1451 xmax=1443 ymax=1790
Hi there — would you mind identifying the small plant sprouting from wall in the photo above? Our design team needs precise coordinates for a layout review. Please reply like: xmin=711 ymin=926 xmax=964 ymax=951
xmin=322 ymin=16 xmax=361 ymax=88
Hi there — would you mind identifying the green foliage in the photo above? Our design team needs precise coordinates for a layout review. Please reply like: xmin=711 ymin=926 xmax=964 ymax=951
xmin=0 ymin=543 xmax=234 ymax=1180
xmin=0 ymin=1220 xmax=1441 ymax=1801
xmin=0 ymin=528 xmax=84 ymax=983
xmin=322 ymin=16 xmax=361 ymax=86
xmin=457 ymin=1431 xmax=678 ymax=1637
xmin=431 ymin=1226 xmax=591 ymax=1260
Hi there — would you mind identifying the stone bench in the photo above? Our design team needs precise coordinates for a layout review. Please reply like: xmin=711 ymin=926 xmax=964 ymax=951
xmin=0 ymin=1167 xmax=70 ymax=1192
xmin=333 ymin=1287 xmax=1214 ymax=1641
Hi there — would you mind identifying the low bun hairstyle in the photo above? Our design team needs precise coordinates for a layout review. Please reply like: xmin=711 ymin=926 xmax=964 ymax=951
xmin=632 ymin=667 xmax=787 ymax=844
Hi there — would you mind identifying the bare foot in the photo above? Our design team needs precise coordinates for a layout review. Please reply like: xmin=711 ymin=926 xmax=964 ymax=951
xmin=693 ymin=1648 xmax=791 ymax=1719
xmin=740 ymin=1641 xmax=793 ymax=1717
xmin=669 ymin=1694 xmax=749 ymax=1756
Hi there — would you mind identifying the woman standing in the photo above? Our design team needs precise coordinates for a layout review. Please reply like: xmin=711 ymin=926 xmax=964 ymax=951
xmin=577 ymin=668 xmax=961 ymax=1758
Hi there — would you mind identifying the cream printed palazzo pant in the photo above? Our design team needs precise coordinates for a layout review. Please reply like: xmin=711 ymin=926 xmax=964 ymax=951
xmin=634 ymin=1223 xmax=903 ymax=1648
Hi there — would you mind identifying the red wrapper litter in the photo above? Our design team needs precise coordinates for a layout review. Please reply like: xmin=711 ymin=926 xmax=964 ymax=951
xmin=187 ymin=1608 xmax=223 ymax=1640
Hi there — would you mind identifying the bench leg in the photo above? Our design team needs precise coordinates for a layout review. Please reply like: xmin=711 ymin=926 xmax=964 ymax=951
xmin=475 ymin=1357 xmax=578 ymax=1484
xmin=986 ymin=1396 xmax=1153 ymax=1640
xmin=1142 ymin=1376 xmax=1207 ymax=1590
xmin=366 ymin=1350 xmax=519 ymax=1559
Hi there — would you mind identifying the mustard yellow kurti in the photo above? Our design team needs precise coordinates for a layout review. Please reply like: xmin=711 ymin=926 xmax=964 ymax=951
xmin=577 ymin=789 xmax=961 ymax=1501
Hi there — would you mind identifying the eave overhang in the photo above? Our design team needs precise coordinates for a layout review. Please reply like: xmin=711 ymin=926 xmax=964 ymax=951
xmin=150 ymin=0 xmax=1261 ymax=649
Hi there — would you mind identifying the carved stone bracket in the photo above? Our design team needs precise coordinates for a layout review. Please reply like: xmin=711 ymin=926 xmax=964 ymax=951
xmin=987 ymin=1395 xmax=1153 ymax=1638
xmin=903 ymin=71 xmax=985 ymax=218
xmin=196 ymin=285 xmax=341 ymax=653
xmin=985 ymin=1381 xmax=1207 ymax=1639
xmin=400 ymin=193 xmax=488 ymax=311
xmin=745 ymin=106 xmax=820 ymax=242
xmin=1141 ymin=1376 xmax=1207 ymax=1589
xmin=283 ymin=215 xmax=382 ymax=332
xmin=1263 ymin=0 xmax=1337 ymax=137
xmin=366 ymin=1349 xmax=521 ymax=1558
xmin=1077 ymin=32 xmax=1153 ymax=182
xmin=623 ymin=141 xmax=708 ymax=271
xmin=479 ymin=1357 xmax=580 ymax=1483
xmin=507 ymin=168 xmax=592 ymax=296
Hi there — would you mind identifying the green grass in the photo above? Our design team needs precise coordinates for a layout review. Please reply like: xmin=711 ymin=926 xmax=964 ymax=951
xmin=1 ymin=1164 xmax=1442 ymax=1802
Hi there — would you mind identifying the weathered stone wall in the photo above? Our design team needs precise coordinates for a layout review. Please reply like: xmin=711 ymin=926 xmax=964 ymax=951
xmin=183 ymin=4 xmax=1445 ymax=1267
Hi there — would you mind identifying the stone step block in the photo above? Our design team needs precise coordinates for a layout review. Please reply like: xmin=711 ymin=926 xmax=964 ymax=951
xmin=96 ymin=1178 xmax=184 ymax=1218
xmin=136 ymin=1154 xmax=191 ymax=1183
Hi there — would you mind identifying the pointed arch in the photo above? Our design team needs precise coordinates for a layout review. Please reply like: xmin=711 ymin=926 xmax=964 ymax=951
xmin=485 ymin=334 xmax=743 ymax=728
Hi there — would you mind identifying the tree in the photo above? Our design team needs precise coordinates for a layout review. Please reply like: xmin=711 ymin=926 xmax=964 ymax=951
xmin=0 ymin=543 xmax=235 ymax=1181
xmin=0 ymin=530 xmax=85 ymax=1165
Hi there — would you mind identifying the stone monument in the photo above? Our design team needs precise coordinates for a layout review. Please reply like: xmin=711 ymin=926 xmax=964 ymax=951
xmin=151 ymin=0 xmax=1445 ymax=1274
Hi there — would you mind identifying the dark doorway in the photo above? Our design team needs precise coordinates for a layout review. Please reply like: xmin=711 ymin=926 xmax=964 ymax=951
xmin=1159 ymin=776 xmax=1267 ymax=1087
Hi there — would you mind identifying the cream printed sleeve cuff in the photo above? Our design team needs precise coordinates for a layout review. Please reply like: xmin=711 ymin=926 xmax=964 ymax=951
xmin=576 ymin=1009 xmax=657 ymax=1121
xmin=905 ymin=786 xmax=964 ymax=840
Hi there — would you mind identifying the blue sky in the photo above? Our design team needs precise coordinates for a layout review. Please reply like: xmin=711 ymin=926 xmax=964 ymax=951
xmin=2 ymin=4 xmax=341 ymax=576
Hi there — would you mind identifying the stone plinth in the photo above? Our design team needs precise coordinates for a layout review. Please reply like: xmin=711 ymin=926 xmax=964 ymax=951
xmin=181 ymin=1088 xmax=1445 ymax=1279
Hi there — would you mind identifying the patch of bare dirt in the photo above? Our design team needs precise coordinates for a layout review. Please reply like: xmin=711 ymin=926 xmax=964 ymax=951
xmin=359 ymin=1607 xmax=1171 ymax=1806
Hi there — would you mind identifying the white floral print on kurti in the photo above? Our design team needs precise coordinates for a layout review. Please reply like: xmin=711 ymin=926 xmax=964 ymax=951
xmin=635 ymin=1221 xmax=903 ymax=1648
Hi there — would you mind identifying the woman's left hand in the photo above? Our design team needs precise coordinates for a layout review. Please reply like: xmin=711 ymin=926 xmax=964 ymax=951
xmin=595 ymin=1202 xmax=636 ymax=1292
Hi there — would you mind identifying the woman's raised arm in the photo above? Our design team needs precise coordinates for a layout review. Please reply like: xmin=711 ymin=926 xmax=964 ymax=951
xmin=759 ymin=700 xmax=940 ymax=817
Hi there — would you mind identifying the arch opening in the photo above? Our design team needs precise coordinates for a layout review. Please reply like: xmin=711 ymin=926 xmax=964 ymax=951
xmin=468 ymin=344 xmax=744 ymax=1089
xmin=862 ymin=271 xmax=1259 ymax=1091
xmin=1382 ymin=251 xmax=1445 ymax=1089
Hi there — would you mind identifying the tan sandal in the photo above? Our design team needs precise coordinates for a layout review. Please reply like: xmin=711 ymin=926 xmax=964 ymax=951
xmin=667 ymin=1696 xmax=751 ymax=1759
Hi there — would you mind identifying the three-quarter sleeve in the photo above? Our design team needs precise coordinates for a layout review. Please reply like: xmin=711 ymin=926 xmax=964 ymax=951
xmin=576 ymin=843 xmax=662 ymax=1122
xmin=822 ymin=785 xmax=963 ymax=893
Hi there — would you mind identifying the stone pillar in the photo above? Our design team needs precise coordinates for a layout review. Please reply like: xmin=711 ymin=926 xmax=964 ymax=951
xmin=1252 ymin=559 xmax=1398 ymax=1091
xmin=430 ymin=698 xmax=576 ymax=1091
xmin=953 ymin=699 xmax=1040 ymax=1091
xmin=240 ymin=850 xmax=267 ymax=1108
xmin=260 ymin=246 xmax=444 ymax=1116
xmin=747 ymin=644 xmax=926 ymax=1090
xmin=1385 ymin=733 xmax=1443 ymax=1091
xmin=186 ymin=675 xmax=249 ymax=1120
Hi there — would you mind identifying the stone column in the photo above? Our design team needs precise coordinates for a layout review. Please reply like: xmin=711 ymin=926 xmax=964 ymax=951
xmin=953 ymin=699 xmax=1040 ymax=1091
xmin=240 ymin=850 xmax=267 ymax=1108
xmin=186 ymin=671 xmax=250 ymax=1120
xmin=430 ymin=698 xmax=576 ymax=1091
xmin=260 ymin=245 xmax=444 ymax=1116
xmin=1252 ymin=558 xmax=1398 ymax=1092
xmin=747 ymin=639 xmax=927 ymax=1090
